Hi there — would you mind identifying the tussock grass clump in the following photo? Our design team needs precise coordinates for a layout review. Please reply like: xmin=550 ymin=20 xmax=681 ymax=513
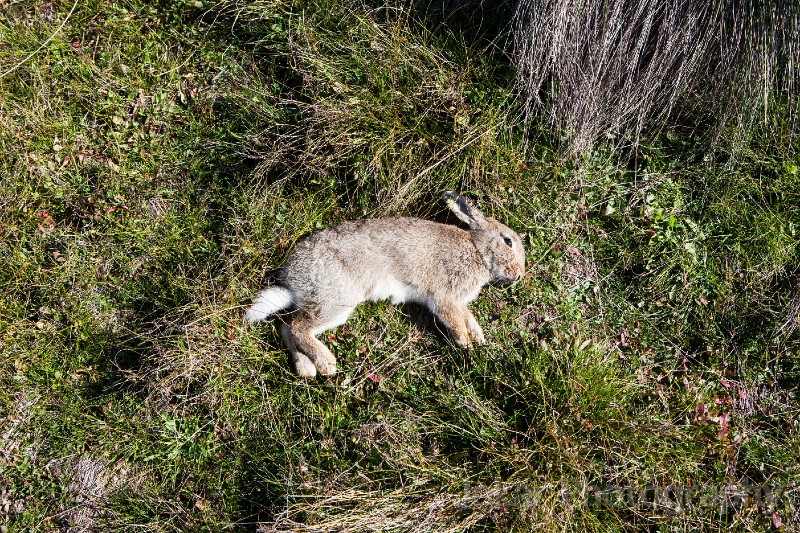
xmin=512 ymin=0 xmax=800 ymax=154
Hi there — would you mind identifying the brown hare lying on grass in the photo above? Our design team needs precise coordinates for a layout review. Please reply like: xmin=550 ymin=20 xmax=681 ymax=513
xmin=246 ymin=193 xmax=526 ymax=378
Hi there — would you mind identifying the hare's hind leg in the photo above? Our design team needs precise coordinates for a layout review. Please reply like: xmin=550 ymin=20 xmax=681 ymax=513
xmin=284 ymin=306 xmax=354 ymax=377
xmin=280 ymin=322 xmax=318 ymax=378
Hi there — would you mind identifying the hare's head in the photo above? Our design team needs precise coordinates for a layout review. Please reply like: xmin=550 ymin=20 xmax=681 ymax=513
xmin=445 ymin=193 xmax=526 ymax=283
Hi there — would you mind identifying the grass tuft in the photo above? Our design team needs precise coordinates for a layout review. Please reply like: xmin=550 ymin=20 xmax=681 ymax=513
xmin=512 ymin=0 xmax=800 ymax=156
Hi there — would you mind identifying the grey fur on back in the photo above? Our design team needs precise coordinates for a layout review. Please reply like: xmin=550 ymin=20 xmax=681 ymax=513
xmin=282 ymin=218 xmax=489 ymax=310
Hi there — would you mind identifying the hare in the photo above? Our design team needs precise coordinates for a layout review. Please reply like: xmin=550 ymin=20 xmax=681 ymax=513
xmin=246 ymin=193 xmax=526 ymax=378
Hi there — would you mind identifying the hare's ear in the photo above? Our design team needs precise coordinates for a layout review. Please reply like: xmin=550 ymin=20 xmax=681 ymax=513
xmin=444 ymin=192 xmax=487 ymax=230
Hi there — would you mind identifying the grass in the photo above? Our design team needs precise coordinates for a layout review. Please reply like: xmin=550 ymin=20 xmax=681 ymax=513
xmin=511 ymin=0 xmax=800 ymax=155
xmin=1 ymin=0 xmax=798 ymax=531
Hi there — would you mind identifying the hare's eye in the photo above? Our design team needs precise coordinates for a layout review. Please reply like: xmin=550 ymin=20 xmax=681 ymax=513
xmin=503 ymin=236 xmax=513 ymax=248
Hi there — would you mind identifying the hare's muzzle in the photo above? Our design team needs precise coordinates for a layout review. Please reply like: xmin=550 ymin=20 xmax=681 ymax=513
xmin=510 ymin=264 xmax=525 ymax=282
xmin=492 ymin=271 xmax=523 ymax=286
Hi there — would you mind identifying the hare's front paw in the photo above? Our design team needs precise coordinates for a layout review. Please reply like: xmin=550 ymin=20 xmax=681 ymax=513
xmin=466 ymin=314 xmax=486 ymax=345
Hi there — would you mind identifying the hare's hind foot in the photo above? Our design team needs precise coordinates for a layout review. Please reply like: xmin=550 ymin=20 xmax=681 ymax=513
xmin=280 ymin=323 xmax=317 ymax=378
xmin=281 ymin=312 xmax=341 ymax=377
xmin=294 ymin=352 xmax=319 ymax=378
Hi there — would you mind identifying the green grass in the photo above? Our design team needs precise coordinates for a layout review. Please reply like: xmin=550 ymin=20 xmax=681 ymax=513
xmin=1 ymin=0 xmax=798 ymax=531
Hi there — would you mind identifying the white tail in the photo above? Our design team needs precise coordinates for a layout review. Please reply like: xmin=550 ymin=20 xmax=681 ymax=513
xmin=245 ymin=286 xmax=295 ymax=322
